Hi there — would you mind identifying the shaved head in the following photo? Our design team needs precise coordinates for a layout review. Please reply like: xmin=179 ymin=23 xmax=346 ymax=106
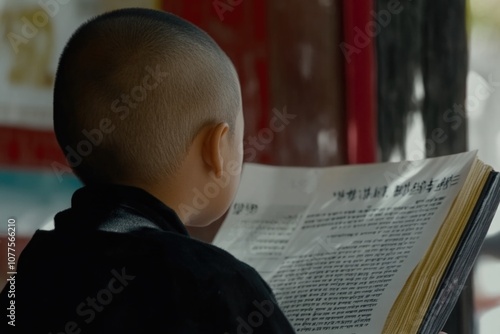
xmin=54 ymin=8 xmax=241 ymax=185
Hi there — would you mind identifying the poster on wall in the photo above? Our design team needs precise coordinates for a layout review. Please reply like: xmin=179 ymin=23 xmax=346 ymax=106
xmin=0 ymin=0 xmax=159 ymax=129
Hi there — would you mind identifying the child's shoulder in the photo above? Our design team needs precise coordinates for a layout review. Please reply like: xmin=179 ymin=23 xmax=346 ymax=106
xmin=123 ymin=228 xmax=277 ymax=302
xmin=133 ymin=227 xmax=260 ymax=277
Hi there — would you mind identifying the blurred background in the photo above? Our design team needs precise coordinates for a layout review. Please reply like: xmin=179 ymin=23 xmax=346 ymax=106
xmin=0 ymin=0 xmax=499 ymax=333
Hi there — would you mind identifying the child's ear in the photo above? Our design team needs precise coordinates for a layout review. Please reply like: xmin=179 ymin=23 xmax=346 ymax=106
xmin=202 ymin=122 xmax=229 ymax=178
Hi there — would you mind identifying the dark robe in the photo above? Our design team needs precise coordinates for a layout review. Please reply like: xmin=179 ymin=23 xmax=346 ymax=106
xmin=0 ymin=184 xmax=295 ymax=334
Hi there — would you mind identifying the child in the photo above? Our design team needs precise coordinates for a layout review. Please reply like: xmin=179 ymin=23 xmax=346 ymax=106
xmin=0 ymin=8 xmax=294 ymax=333
xmin=0 ymin=7 xmax=450 ymax=334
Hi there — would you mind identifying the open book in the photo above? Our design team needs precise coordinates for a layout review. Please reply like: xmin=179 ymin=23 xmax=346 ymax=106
xmin=213 ymin=151 xmax=500 ymax=334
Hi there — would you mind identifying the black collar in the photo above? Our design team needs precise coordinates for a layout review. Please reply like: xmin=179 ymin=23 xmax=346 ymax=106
xmin=54 ymin=183 xmax=189 ymax=236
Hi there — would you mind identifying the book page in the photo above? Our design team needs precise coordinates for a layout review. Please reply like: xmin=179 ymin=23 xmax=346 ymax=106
xmin=213 ymin=152 xmax=477 ymax=334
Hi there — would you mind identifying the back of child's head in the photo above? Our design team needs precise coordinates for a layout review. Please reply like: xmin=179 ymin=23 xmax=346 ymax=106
xmin=54 ymin=8 xmax=241 ymax=185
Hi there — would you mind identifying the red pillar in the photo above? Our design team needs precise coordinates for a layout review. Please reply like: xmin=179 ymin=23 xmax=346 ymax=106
xmin=342 ymin=0 xmax=377 ymax=164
